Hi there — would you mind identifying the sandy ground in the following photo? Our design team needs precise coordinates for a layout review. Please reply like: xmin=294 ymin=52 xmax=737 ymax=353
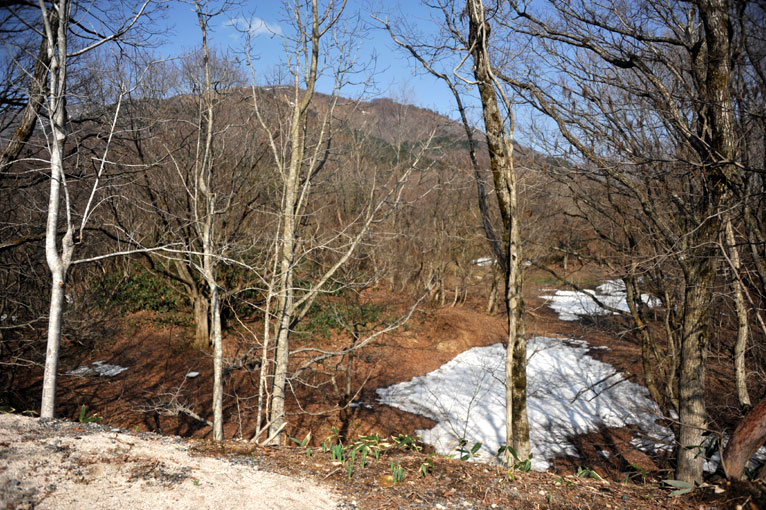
xmin=0 ymin=414 xmax=337 ymax=510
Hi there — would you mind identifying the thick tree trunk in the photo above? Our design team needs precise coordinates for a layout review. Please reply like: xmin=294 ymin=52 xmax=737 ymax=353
xmin=510 ymin=313 xmax=529 ymax=457
xmin=673 ymin=0 xmax=738 ymax=484
xmin=676 ymin=262 xmax=714 ymax=483
xmin=192 ymin=292 xmax=210 ymax=350
xmin=722 ymin=396 xmax=766 ymax=479
xmin=41 ymin=146 xmax=71 ymax=419
xmin=173 ymin=259 xmax=209 ymax=349
xmin=507 ymin=177 xmax=529 ymax=459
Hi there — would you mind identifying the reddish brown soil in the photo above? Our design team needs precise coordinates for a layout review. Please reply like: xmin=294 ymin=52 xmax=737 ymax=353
xmin=6 ymin=266 xmax=765 ymax=509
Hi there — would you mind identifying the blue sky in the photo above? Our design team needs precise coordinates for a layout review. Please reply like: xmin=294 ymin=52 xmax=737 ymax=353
xmin=157 ymin=0 xmax=479 ymax=121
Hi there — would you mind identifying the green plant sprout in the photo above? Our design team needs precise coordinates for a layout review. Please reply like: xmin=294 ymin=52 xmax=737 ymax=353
xmin=78 ymin=404 xmax=102 ymax=424
xmin=392 ymin=433 xmax=422 ymax=451
xmin=496 ymin=445 xmax=533 ymax=472
xmin=390 ymin=459 xmax=406 ymax=484
xmin=419 ymin=454 xmax=436 ymax=478
xmin=575 ymin=466 xmax=603 ymax=481
xmin=317 ymin=430 xmax=394 ymax=480
xmin=456 ymin=439 xmax=482 ymax=461
xmin=289 ymin=432 xmax=313 ymax=458
xmin=663 ymin=479 xmax=694 ymax=496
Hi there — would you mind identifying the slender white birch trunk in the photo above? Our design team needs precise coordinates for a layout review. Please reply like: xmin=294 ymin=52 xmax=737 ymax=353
xmin=195 ymin=0 xmax=224 ymax=440
xmin=40 ymin=0 xmax=72 ymax=419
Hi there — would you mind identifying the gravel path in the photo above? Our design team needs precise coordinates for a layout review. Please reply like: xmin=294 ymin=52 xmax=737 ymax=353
xmin=0 ymin=414 xmax=337 ymax=509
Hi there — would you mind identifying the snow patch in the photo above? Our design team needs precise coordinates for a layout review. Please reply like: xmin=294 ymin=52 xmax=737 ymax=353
xmin=472 ymin=257 xmax=495 ymax=267
xmin=541 ymin=280 xmax=660 ymax=321
xmin=67 ymin=360 xmax=128 ymax=377
xmin=377 ymin=337 xmax=671 ymax=471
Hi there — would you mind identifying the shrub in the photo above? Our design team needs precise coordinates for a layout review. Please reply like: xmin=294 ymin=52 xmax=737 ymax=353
xmin=96 ymin=266 xmax=187 ymax=313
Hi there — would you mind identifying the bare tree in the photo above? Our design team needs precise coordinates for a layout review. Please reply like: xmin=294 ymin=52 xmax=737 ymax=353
xmin=242 ymin=0 xmax=436 ymax=444
xmin=117 ymin=47 xmax=253 ymax=352
xmin=494 ymin=0 xmax=747 ymax=483
xmin=28 ymin=0 xmax=153 ymax=418
xmin=376 ymin=0 xmax=530 ymax=459
xmin=464 ymin=0 xmax=529 ymax=460
xmin=192 ymin=0 xmax=225 ymax=441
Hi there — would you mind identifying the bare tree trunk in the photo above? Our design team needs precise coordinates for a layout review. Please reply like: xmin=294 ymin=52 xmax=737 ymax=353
xmin=209 ymin=284 xmax=223 ymax=439
xmin=192 ymin=292 xmax=210 ymax=349
xmin=269 ymin=288 xmax=293 ymax=442
xmin=724 ymin=219 xmax=751 ymax=408
xmin=256 ymin=0 xmax=413 ymax=445
xmin=624 ymin=274 xmax=667 ymax=416
xmin=674 ymin=0 xmax=740 ymax=484
xmin=504 ymin=165 xmax=528 ymax=457
xmin=35 ymin=0 xmax=150 ymax=419
xmin=0 ymin=10 xmax=56 ymax=174
xmin=264 ymin=0 xmax=328 ymax=443
xmin=40 ymin=0 xmax=72 ymax=419
xmin=41 ymin=266 xmax=68 ymax=418
xmin=267 ymin=66 xmax=304 ymax=441
xmin=254 ymin=266 xmax=277 ymax=442
xmin=267 ymin=19 xmax=308 ymax=440
xmin=171 ymin=259 xmax=210 ymax=349
xmin=195 ymin=0 xmax=224 ymax=440
xmin=466 ymin=0 xmax=529 ymax=460
xmin=508 ymin=182 xmax=529 ymax=458
xmin=486 ymin=268 xmax=498 ymax=315
xmin=676 ymin=260 xmax=714 ymax=483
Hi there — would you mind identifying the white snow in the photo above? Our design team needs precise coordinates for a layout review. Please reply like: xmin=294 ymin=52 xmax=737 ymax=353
xmin=701 ymin=445 xmax=766 ymax=473
xmin=541 ymin=280 xmax=660 ymax=321
xmin=472 ymin=256 xmax=495 ymax=267
xmin=377 ymin=337 xmax=671 ymax=471
xmin=67 ymin=360 xmax=128 ymax=377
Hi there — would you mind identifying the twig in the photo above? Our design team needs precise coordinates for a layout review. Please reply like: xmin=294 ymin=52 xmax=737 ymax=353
xmin=570 ymin=371 xmax=626 ymax=404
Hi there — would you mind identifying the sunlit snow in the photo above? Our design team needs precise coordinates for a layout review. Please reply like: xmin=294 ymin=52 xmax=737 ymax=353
xmin=471 ymin=257 xmax=495 ymax=267
xmin=377 ymin=337 xmax=671 ymax=471
xmin=541 ymin=280 xmax=660 ymax=321
xmin=67 ymin=360 xmax=128 ymax=377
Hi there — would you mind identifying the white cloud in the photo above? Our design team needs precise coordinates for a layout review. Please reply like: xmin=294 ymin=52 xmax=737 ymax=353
xmin=226 ymin=16 xmax=283 ymax=37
